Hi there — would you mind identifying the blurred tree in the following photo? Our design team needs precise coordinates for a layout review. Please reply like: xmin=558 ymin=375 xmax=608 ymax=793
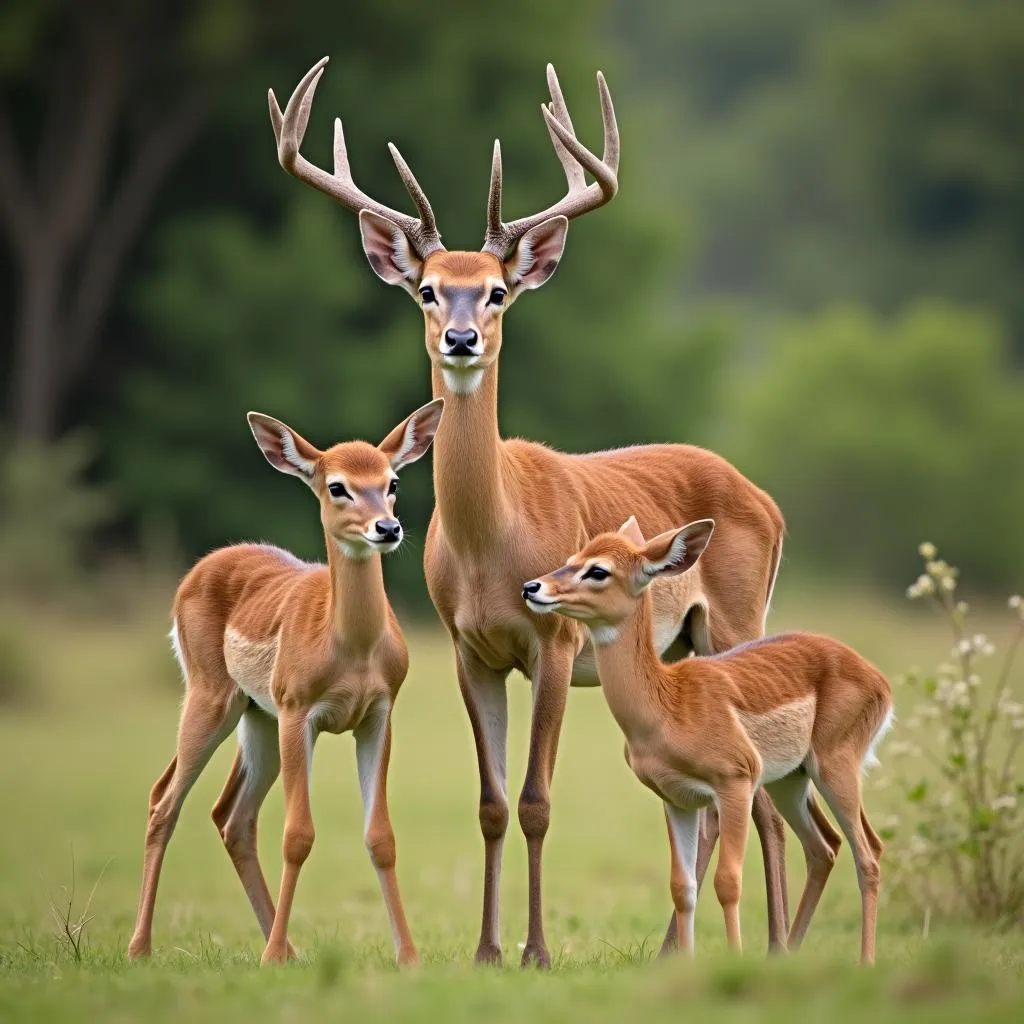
xmin=614 ymin=0 xmax=1024 ymax=346
xmin=721 ymin=303 xmax=1024 ymax=589
xmin=0 ymin=0 xmax=262 ymax=440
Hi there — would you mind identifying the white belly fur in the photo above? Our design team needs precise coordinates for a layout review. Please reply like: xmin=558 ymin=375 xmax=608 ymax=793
xmin=734 ymin=694 xmax=816 ymax=783
xmin=224 ymin=626 xmax=279 ymax=718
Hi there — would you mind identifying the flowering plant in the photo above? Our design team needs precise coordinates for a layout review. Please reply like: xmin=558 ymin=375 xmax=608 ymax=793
xmin=883 ymin=544 xmax=1024 ymax=925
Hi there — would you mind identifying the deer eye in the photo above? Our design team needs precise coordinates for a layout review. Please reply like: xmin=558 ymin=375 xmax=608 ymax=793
xmin=488 ymin=288 xmax=506 ymax=306
xmin=387 ymin=478 xmax=398 ymax=496
xmin=420 ymin=286 xmax=437 ymax=305
xmin=327 ymin=482 xmax=351 ymax=500
xmin=582 ymin=565 xmax=610 ymax=582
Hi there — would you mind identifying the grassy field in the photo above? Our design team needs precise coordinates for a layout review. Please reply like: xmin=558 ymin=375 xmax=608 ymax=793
xmin=1 ymin=577 xmax=1023 ymax=1021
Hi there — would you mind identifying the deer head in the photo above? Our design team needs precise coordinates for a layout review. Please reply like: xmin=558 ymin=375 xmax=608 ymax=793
xmin=269 ymin=58 xmax=619 ymax=395
xmin=522 ymin=518 xmax=716 ymax=639
xmin=247 ymin=399 xmax=443 ymax=558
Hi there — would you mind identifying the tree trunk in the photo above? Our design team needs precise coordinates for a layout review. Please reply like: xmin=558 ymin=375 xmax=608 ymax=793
xmin=11 ymin=252 xmax=63 ymax=442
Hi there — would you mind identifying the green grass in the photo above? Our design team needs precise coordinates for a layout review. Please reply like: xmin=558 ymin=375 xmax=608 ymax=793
xmin=1 ymin=578 xmax=1023 ymax=1021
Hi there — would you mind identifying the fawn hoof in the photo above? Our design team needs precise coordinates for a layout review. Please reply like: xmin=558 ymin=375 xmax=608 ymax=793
xmin=520 ymin=942 xmax=551 ymax=969
xmin=474 ymin=942 xmax=503 ymax=966
xmin=397 ymin=946 xmax=421 ymax=968
xmin=260 ymin=942 xmax=292 ymax=966
xmin=126 ymin=937 xmax=151 ymax=961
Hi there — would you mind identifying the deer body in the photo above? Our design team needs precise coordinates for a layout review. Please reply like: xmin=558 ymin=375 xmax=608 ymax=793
xmin=526 ymin=521 xmax=893 ymax=963
xmin=270 ymin=57 xmax=791 ymax=966
xmin=127 ymin=401 xmax=443 ymax=967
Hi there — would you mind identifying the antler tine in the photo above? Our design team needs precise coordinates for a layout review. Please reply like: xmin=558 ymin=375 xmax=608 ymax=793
xmin=269 ymin=58 xmax=444 ymax=258
xmin=544 ymin=65 xmax=585 ymax=191
xmin=482 ymin=66 xmax=620 ymax=258
xmin=596 ymin=71 xmax=620 ymax=173
xmin=388 ymin=143 xmax=438 ymax=238
xmin=487 ymin=139 xmax=503 ymax=238
xmin=268 ymin=89 xmax=283 ymax=146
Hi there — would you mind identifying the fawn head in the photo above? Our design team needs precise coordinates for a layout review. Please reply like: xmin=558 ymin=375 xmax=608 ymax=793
xmin=522 ymin=517 xmax=715 ymax=640
xmin=247 ymin=399 xmax=443 ymax=558
xmin=270 ymin=57 xmax=618 ymax=395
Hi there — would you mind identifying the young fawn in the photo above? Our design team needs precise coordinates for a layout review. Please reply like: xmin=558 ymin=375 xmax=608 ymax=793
xmin=127 ymin=399 xmax=443 ymax=967
xmin=523 ymin=517 xmax=893 ymax=963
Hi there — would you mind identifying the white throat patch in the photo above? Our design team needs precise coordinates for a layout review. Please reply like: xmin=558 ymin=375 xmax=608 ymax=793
xmin=442 ymin=368 xmax=485 ymax=396
xmin=589 ymin=624 xmax=620 ymax=646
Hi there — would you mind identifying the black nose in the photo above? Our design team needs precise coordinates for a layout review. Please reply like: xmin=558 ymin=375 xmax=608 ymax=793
xmin=522 ymin=581 xmax=542 ymax=598
xmin=375 ymin=519 xmax=402 ymax=542
xmin=444 ymin=328 xmax=479 ymax=355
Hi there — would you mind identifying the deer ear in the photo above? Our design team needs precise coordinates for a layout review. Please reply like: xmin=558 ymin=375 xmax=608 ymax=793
xmin=359 ymin=210 xmax=423 ymax=295
xmin=637 ymin=520 xmax=715 ymax=588
xmin=503 ymin=215 xmax=567 ymax=292
xmin=378 ymin=398 xmax=444 ymax=471
xmin=618 ymin=516 xmax=646 ymax=545
xmin=247 ymin=413 xmax=320 ymax=483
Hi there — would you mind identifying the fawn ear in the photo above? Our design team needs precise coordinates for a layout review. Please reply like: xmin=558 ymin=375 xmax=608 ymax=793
xmin=618 ymin=516 xmax=646 ymax=545
xmin=247 ymin=412 xmax=320 ymax=483
xmin=637 ymin=519 xmax=715 ymax=588
xmin=378 ymin=398 xmax=444 ymax=471
xmin=503 ymin=216 xmax=568 ymax=292
xmin=359 ymin=210 xmax=423 ymax=295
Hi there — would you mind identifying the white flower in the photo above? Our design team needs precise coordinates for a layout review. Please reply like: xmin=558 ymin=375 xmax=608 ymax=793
xmin=941 ymin=575 xmax=957 ymax=592
xmin=919 ymin=542 xmax=937 ymax=560
xmin=1009 ymin=594 xmax=1022 ymax=609
xmin=955 ymin=640 xmax=973 ymax=657
xmin=992 ymin=795 xmax=1017 ymax=812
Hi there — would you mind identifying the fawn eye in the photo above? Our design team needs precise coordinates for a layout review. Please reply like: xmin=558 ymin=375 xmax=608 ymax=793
xmin=488 ymin=288 xmax=506 ymax=306
xmin=387 ymin=479 xmax=399 ymax=496
xmin=327 ymin=482 xmax=350 ymax=500
xmin=583 ymin=565 xmax=610 ymax=582
xmin=420 ymin=286 xmax=437 ymax=305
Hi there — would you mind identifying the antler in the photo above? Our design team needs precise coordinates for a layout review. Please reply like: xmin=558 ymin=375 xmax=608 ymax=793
xmin=483 ymin=64 xmax=619 ymax=258
xmin=269 ymin=57 xmax=444 ymax=259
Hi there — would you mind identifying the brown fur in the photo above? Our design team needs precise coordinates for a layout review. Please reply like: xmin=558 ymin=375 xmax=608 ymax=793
xmin=125 ymin=407 xmax=442 ymax=968
xmin=528 ymin=528 xmax=893 ymax=963
xmin=272 ymin=55 xmax=789 ymax=966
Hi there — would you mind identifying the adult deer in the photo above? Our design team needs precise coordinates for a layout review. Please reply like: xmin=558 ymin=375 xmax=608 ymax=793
xmin=126 ymin=400 xmax=443 ymax=967
xmin=270 ymin=57 xmax=789 ymax=967
xmin=524 ymin=518 xmax=892 ymax=964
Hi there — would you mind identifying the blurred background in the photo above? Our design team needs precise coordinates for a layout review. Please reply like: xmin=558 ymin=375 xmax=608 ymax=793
xmin=2 ymin=0 xmax=1024 ymax=976
xmin=1 ymin=0 xmax=1022 ymax=613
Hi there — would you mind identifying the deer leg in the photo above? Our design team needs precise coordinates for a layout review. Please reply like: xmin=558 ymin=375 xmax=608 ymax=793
xmin=811 ymin=756 xmax=883 ymax=965
xmin=519 ymin=643 xmax=575 ymax=969
xmin=127 ymin=686 xmax=246 ymax=959
xmin=751 ymin=787 xmax=790 ymax=951
xmin=456 ymin=649 xmax=510 ymax=966
xmin=660 ymin=804 xmax=719 ymax=954
xmin=764 ymin=773 xmax=841 ymax=950
xmin=664 ymin=804 xmax=701 ymax=955
xmin=261 ymin=709 xmax=315 ymax=965
xmin=211 ymin=708 xmax=287 ymax=951
xmin=355 ymin=700 xmax=419 ymax=966
xmin=713 ymin=782 xmax=754 ymax=952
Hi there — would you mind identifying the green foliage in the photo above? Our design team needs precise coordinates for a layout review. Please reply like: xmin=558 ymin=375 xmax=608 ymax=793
xmin=0 ymin=434 xmax=113 ymax=597
xmin=884 ymin=546 xmax=1024 ymax=925
xmin=721 ymin=303 xmax=1024 ymax=589
xmin=616 ymin=0 xmax=1024 ymax=345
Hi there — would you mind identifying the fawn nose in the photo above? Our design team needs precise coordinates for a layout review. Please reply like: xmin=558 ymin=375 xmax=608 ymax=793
xmin=443 ymin=328 xmax=479 ymax=356
xmin=374 ymin=519 xmax=402 ymax=543
xmin=522 ymin=580 xmax=542 ymax=599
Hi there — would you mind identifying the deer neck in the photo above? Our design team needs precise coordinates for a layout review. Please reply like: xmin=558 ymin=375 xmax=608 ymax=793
xmin=430 ymin=341 xmax=511 ymax=551
xmin=326 ymin=534 xmax=388 ymax=653
xmin=591 ymin=595 xmax=667 ymax=739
